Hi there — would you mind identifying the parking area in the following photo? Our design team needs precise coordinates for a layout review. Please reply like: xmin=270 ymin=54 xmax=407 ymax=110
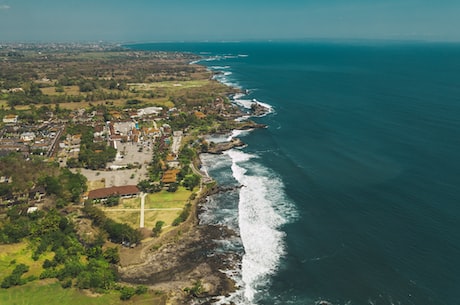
xmin=80 ymin=141 xmax=153 ymax=188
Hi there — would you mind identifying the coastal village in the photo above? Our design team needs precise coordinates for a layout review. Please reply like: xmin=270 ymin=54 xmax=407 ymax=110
xmin=0 ymin=94 xmax=253 ymax=207
xmin=0 ymin=43 xmax=266 ymax=304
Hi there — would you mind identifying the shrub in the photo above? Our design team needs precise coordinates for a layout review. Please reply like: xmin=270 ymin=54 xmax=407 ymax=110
xmin=135 ymin=285 xmax=148 ymax=295
xmin=60 ymin=278 xmax=72 ymax=289
xmin=120 ymin=286 xmax=136 ymax=300
xmin=152 ymin=221 xmax=165 ymax=237
xmin=172 ymin=203 xmax=191 ymax=226
xmin=184 ymin=280 xmax=204 ymax=297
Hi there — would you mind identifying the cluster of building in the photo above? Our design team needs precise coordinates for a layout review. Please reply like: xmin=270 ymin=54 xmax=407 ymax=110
xmin=0 ymin=100 xmax=214 ymax=207
xmin=0 ymin=117 xmax=64 ymax=158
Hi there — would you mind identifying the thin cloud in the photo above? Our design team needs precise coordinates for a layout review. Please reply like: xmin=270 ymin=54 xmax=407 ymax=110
xmin=0 ymin=5 xmax=10 ymax=10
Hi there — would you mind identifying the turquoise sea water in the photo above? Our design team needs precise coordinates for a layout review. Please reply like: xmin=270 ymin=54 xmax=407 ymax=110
xmin=128 ymin=41 xmax=460 ymax=305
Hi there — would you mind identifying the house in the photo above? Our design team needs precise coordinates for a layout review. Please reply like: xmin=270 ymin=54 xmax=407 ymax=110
xmin=8 ymin=88 xmax=24 ymax=93
xmin=194 ymin=111 xmax=207 ymax=119
xmin=137 ymin=106 xmax=163 ymax=117
xmin=87 ymin=185 xmax=140 ymax=201
xmin=20 ymin=132 xmax=36 ymax=142
xmin=161 ymin=169 xmax=180 ymax=184
xmin=0 ymin=176 xmax=12 ymax=184
xmin=141 ymin=127 xmax=161 ymax=138
xmin=3 ymin=114 xmax=18 ymax=124
xmin=27 ymin=207 xmax=39 ymax=214
xmin=29 ymin=186 xmax=46 ymax=202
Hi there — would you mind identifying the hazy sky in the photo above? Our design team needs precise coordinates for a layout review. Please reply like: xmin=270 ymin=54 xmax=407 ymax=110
xmin=0 ymin=0 xmax=459 ymax=42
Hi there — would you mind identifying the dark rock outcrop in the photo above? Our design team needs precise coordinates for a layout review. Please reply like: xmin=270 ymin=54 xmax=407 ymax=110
xmin=207 ymin=138 xmax=245 ymax=154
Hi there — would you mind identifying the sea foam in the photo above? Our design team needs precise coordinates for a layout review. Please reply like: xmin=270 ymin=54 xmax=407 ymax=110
xmin=199 ymin=51 xmax=295 ymax=304
xmin=222 ymin=149 xmax=296 ymax=304
xmin=232 ymin=96 xmax=275 ymax=117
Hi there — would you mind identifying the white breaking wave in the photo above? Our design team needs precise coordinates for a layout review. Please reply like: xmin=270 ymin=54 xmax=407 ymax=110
xmin=214 ymin=75 xmax=241 ymax=89
xmin=233 ymin=97 xmax=275 ymax=116
xmin=191 ymin=55 xmax=227 ymax=65
xmin=210 ymin=65 xmax=231 ymax=70
xmin=197 ymin=52 xmax=294 ymax=304
xmin=205 ymin=133 xmax=232 ymax=144
xmin=216 ymin=149 xmax=296 ymax=304
xmin=225 ymin=129 xmax=252 ymax=142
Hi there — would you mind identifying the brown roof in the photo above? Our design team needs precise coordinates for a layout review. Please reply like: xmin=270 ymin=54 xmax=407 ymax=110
xmin=194 ymin=111 xmax=206 ymax=119
xmin=88 ymin=185 xmax=140 ymax=200
xmin=161 ymin=169 xmax=180 ymax=184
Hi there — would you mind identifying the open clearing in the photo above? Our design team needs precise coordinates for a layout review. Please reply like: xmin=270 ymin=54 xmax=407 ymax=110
xmin=102 ymin=188 xmax=193 ymax=230
xmin=128 ymin=79 xmax=208 ymax=90
xmin=0 ymin=243 xmax=53 ymax=282
xmin=0 ymin=280 xmax=167 ymax=305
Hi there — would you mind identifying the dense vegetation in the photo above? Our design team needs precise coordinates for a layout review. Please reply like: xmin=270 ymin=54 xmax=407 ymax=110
xmin=0 ymin=153 xmax=87 ymax=206
xmin=0 ymin=207 xmax=118 ymax=291
xmin=82 ymin=204 xmax=142 ymax=245
xmin=0 ymin=152 xmax=143 ymax=297
xmin=66 ymin=124 xmax=116 ymax=170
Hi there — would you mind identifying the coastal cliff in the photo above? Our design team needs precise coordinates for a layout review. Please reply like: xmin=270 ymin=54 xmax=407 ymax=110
xmin=118 ymin=187 xmax=239 ymax=305
xmin=206 ymin=138 xmax=245 ymax=154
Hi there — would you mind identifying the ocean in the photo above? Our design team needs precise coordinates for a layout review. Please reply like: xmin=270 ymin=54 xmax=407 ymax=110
xmin=128 ymin=41 xmax=460 ymax=305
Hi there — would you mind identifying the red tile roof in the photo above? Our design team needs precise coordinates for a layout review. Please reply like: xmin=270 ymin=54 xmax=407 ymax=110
xmin=88 ymin=185 xmax=140 ymax=200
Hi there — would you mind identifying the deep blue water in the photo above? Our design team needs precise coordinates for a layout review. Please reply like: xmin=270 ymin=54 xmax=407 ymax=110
xmin=128 ymin=41 xmax=460 ymax=305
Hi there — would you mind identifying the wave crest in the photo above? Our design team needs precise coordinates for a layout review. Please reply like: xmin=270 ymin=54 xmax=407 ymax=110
xmin=224 ymin=149 xmax=297 ymax=303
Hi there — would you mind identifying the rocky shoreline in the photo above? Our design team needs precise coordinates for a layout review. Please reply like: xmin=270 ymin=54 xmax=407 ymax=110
xmin=118 ymin=188 xmax=241 ymax=305
xmin=117 ymin=72 xmax=272 ymax=305
xmin=206 ymin=138 xmax=246 ymax=154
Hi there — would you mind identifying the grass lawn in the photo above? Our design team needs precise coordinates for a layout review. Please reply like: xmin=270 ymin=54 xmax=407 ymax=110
xmin=118 ymin=197 xmax=140 ymax=209
xmin=104 ymin=211 xmax=140 ymax=228
xmin=0 ymin=280 xmax=167 ymax=305
xmin=145 ymin=187 xmax=193 ymax=209
xmin=102 ymin=187 xmax=193 ymax=231
xmin=41 ymin=86 xmax=81 ymax=96
xmin=128 ymin=80 xmax=208 ymax=91
xmin=143 ymin=210 xmax=181 ymax=230
xmin=0 ymin=243 xmax=53 ymax=282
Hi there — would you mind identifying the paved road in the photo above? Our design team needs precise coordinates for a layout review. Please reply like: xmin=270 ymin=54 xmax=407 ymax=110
xmin=171 ymin=134 xmax=182 ymax=155
xmin=140 ymin=193 xmax=146 ymax=228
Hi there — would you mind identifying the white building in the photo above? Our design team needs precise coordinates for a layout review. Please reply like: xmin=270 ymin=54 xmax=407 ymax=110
xmin=20 ymin=132 xmax=36 ymax=142
xmin=3 ymin=114 xmax=18 ymax=124
xmin=137 ymin=106 xmax=163 ymax=117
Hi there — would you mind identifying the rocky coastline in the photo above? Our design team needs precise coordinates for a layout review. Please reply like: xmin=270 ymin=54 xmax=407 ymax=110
xmin=118 ymin=68 xmax=272 ymax=305
xmin=206 ymin=138 xmax=246 ymax=154
xmin=118 ymin=186 xmax=241 ymax=305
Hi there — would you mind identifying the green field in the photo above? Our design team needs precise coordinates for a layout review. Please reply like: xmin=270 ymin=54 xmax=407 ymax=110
xmin=0 ymin=244 xmax=167 ymax=305
xmin=102 ymin=187 xmax=194 ymax=231
xmin=128 ymin=79 xmax=208 ymax=90
xmin=0 ymin=281 xmax=166 ymax=305
xmin=145 ymin=187 xmax=193 ymax=209
xmin=0 ymin=243 xmax=53 ymax=282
